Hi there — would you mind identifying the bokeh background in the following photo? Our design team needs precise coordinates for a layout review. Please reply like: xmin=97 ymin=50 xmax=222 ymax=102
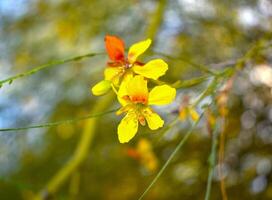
xmin=0 ymin=0 xmax=272 ymax=199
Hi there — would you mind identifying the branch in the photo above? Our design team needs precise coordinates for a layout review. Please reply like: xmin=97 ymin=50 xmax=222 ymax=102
xmin=0 ymin=52 xmax=104 ymax=88
xmin=204 ymin=120 xmax=220 ymax=200
xmin=173 ymin=75 xmax=210 ymax=89
xmin=138 ymin=112 xmax=204 ymax=200
xmin=146 ymin=0 xmax=167 ymax=41
xmin=235 ymin=35 xmax=272 ymax=70
xmin=192 ymin=77 xmax=218 ymax=107
xmin=35 ymin=93 xmax=115 ymax=200
xmin=0 ymin=108 xmax=117 ymax=132
xmin=154 ymin=51 xmax=217 ymax=75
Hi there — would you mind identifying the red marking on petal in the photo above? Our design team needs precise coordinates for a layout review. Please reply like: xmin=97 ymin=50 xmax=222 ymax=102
xmin=122 ymin=95 xmax=130 ymax=101
xmin=134 ymin=61 xmax=145 ymax=66
xmin=105 ymin=35 xmax=125 ymax=62
xmin=131 ymin=95 xmax=148 ymax=104
xmin=107 ymin=61 xmax=123 ymax=67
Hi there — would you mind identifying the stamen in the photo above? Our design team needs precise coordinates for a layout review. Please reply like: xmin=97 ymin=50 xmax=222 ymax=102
xmin=138 ymin=115 xmax=146 ymax=126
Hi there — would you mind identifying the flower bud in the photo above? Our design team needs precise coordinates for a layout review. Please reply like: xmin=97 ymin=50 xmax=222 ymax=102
xmin=91 ymin=80 xmax=111 ymax=96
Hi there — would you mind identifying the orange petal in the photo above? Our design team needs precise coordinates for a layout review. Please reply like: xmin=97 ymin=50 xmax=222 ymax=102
xmin=105 ymin=35 xmax=125 ymax=62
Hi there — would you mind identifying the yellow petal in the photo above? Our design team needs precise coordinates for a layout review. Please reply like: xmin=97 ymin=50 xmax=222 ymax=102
xmin=189 ymin=108 xmax=199 ymax=121
xmin=91 ymin=80 xmax=111 ymax=96
xmin=133 ymin=59 xmax=168 ymax=80
xmin=137 ymin=138 xmax=158 ymax=172
xmin=143 ymin=108 xmax=164 ymax=130
xmin=179 ymin=108 xmax=187 ymax=121
xmin=117 ymin=73 xmax=133 ymax=106
xmin=127 ymin=75 xmax=148 ymax=101
xmin=137 ymin=138 xmax=152 ymax=154
xmin=148 ymin=85 xmax=176 ymax=105
xmin=118 ymin=111 xmax=138 ymax=143
xmin=104 ymin=67 xmax=124 ymax=86
xmin=128 ymin=39 xmax=152 ymax=63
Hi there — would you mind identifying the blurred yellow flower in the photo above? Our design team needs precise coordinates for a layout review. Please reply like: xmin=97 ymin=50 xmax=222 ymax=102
xmin=179 ymin=106 xmax=199 ymax=122
xmin=116 ymin=75 xmax=176 ymax=143
xmin=216 ymin=92 xmax=229 ymax=117
xmin=126 ymin=138 xmax=158 ymax=172
xmin=91 ymin=35 xmax=168 ymax=96
xmin=137 ymin=138 xmax=158 ymax=172
xmin=178 ymin=96 xmax=199 ymax=122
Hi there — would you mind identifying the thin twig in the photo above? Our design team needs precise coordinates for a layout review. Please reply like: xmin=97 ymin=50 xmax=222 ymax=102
xmin=192 ymin=77 xmax=218 ymax=107
xmin=155 ymin=116 xmax=180 ymax=144
xmin=153 ymin=51 xmax=217 ymax=75
xmin=204 ymin=120 xmax=220 ymax=200
xmin=174 ymin=75 xmax=210 ymax=89
xmin=0 ymin=52 xmax=105 ymax=88
xmin=235 ymin=36 xmax=272 ymax=70
xmin=219 ymin=119 xmax=228 ymax=200
xmin=150 ymin=75 xmax=210 ymax=90
xmin=0 ymin=108 xmax=118 ymax=132
xmin=138 ymin=112 xmax=204 ymax=200
xmin=36 ymin=93 xmax=115 ymax=200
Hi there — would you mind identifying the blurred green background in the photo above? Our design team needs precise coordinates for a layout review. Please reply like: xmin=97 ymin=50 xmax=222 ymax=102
xmin=0 ymin=0 xmax=272 ymax=199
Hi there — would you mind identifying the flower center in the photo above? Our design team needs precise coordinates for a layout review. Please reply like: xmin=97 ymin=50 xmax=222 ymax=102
xmin=124 ymin=61 xmax=133 ymax=69
xmin=131 ymin=95 xmax=148 ymax=105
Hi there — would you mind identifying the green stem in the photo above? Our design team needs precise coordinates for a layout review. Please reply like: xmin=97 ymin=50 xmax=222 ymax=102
xmin=204 ymin=121 xmax=220 ymax=200
xmin=138 ymin=113 xmax=204 ymax=200
xmin=150 ymin=75 xmax=210 ymax=90
xmin=153 ymin=51 xmax=217 ymax=75
xmin=0 ymin=52 xmax=104 ymax=87
xmin=234 ymin=34 xmax=272 ymax=71
xmin=146 ymin=0 xmax=167 ymax=41
xmin=155 ymin=116 xmax=180 ymax=145
xmin=192 ymin=77 xmax=218 ymax=107
xmin=174 ymin=75 xmax=210 ymax=89
xmin=36 ymin=92 xmax=115 ymax=199
xmin=0 ymin=108 xmax=117 ymax=132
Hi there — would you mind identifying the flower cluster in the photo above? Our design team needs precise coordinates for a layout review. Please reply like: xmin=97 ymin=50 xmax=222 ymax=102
xmin=91 ymin=35 xmax=176 ymax=143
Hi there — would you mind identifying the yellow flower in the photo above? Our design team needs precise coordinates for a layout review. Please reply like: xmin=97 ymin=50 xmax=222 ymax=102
xmin=179 ymin=106 xmax=199 ymax=122
xmin=178 ymin=96 xmax=199 ymax=122
xmin=126 ymin=138 xmax=158 ymax=172
xmin=116 ymin=75 xmax=176 ymax=143
xmin=136 ymin=138 xmax=158 ymax=172
xmin=91 ymin=35 xmax=168 ymax=96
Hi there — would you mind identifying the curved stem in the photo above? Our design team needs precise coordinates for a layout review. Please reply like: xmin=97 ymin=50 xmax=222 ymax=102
xmin=138 ymin=113 xmax=204 ymax=200
xmin=35 ymin=92 xmax=115 ymax=199
xmin=146 ymin=0 xmax=167 ymax=41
